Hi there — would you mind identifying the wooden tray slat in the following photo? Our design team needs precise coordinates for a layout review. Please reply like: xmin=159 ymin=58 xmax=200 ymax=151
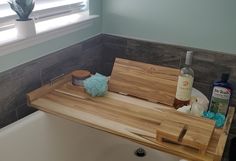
xmin=109 ymin=58 xmax=180 ymax=106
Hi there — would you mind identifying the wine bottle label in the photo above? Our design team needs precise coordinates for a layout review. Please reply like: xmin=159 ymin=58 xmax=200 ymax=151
xmin=209 ymin=87 xmax=231 ymax=115
xmin=175 ymin=75 xmax=193 ymax=101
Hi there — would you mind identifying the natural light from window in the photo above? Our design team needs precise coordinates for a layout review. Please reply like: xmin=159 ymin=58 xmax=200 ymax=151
xmin=0 ymin=0 xmax=91 ymax=46
xmin=0 ymin=0 xmax=87 ymax=18
xmin=36 ymin=0 xmax=85 ymax=10
xmin=0 ymin=13 xmax=87 ymax=44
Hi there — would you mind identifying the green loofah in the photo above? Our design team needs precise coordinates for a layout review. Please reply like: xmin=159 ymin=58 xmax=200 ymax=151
xmin=83 ymin=73 xmax=108 ymax=97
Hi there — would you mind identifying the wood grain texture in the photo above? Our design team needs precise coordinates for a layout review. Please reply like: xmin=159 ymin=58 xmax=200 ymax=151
xmin=156 ymin=112 xmax=215 ymax=154
xmin=156 ymin=120 xmax=186 ymax=142
xmin=214 ymin=107 xmax=235 ymax=161
xmin=27 ymin=77 xmax=235 ymax=161
xmin=27 ymin=73 xmax=72 ymax=103
xmin=108 ymin=58 xmax=180 ymax=106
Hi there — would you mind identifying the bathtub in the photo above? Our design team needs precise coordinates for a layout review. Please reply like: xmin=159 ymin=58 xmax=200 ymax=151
xmin=0 ymin=111 xmax=181 ymax=161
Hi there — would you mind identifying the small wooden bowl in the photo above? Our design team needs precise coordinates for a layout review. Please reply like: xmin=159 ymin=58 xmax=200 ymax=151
xmin=72 ymin=70 xmax=91 ymax=86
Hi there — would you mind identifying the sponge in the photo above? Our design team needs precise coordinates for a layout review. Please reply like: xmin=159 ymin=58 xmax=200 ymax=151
xmin=202 ymin=111 xmax=225 ymax=128
xmin=83 ymin=73 xmax=108 ymax=97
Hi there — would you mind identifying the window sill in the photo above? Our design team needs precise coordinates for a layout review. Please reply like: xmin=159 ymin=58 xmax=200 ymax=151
xmin=0 ymin=14 xmax=99 ymax=57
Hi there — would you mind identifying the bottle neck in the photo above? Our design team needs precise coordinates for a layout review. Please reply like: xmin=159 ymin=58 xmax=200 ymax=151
xmin=185 ymin=51 xmax=193 ymax=66
xmin=184 ymin=63 xmax=191 ymax=68
xmin=221 ymin=73 xmax=230 ymax=83
xmin=221 ymin=79 xmax=228 ymax=83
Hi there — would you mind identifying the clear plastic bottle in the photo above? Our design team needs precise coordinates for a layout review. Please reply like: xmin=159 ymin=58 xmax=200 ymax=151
xmin=174 ymin=51 xmax=194 ymax=109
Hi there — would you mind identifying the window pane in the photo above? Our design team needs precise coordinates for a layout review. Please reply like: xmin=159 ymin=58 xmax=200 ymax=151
xmin=0 ymin=0 xmax=87 ymax=8
xmin=35 ymin=0 xmax=87 ymax=10
xmin=0 ymin=0 xmax=88 ymax=20
xmin=0 ymin=0 xmax=8 ymax=5
xmin=0 ymin=1 xmax=15 ymax=18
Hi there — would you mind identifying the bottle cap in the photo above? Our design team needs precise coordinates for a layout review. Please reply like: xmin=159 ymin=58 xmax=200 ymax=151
xmin=185 ymin=51 xmax=193 ymax=65
xmin=221 ymin=73 xmax=230 ymax=82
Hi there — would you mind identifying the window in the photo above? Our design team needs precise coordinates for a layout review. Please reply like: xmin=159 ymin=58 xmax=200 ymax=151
xmin=0 ymin=0 xmax=98 ymax=56
xmin=0 ymin=0 xmax=89 ymax=31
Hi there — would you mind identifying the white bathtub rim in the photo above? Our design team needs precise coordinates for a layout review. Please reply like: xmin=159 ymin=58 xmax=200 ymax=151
xmin=0 ymin=110 xmax=182 ymax=161
xmin=0 ymin=110 xmax=45 ymax=136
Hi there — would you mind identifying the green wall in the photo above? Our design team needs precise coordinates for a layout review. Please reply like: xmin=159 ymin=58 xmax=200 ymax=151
xmin=2 ymin=0 xmax=236 ymax=73
xmin=0 ymin=0 xmax=102 ymax=73
xmin=102 ymin=0 xmax=236 ymax=54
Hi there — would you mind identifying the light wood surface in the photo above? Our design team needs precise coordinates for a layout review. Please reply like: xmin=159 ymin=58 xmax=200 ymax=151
xmin=27 ymin=73 xmax=72 ymax=104
xmin=156 ymin=119 xmax=214 ymax=154
xmin=27 ymin=77 xmax=235 ymax=161
xmin=109 ymin=58 xmax=180 ymax=106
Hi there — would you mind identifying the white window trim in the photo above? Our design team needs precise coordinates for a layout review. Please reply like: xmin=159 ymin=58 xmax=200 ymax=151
xmin=0 ymin=14 xmax=99 ymax=57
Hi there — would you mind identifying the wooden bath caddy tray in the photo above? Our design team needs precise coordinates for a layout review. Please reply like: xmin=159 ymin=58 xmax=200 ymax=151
xmin=27 ymin=59 xmax=235 ymax=161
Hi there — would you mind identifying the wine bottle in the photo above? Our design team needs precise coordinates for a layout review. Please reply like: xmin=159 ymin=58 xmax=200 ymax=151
xmin=174 ymin=51 xmax=194 ymax=109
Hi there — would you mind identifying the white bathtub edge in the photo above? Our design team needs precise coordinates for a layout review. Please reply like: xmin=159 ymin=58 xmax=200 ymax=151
xmin=0 ymin=111 xmax=46 ymax=135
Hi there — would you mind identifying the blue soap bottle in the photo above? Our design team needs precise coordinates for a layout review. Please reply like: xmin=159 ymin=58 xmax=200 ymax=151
xmin=208 ymin=73 xmax=233 ymax=116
